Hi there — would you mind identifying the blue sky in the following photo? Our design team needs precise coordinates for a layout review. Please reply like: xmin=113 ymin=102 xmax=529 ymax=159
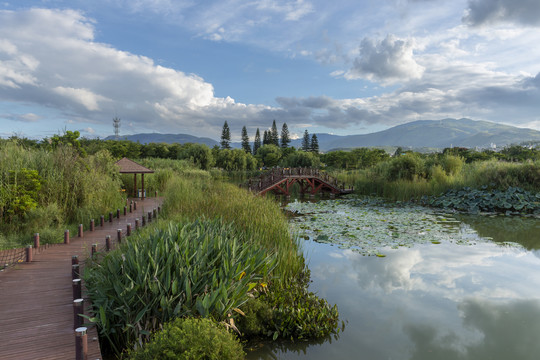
xmin=1 ymin=0 xmax=540 ymax=141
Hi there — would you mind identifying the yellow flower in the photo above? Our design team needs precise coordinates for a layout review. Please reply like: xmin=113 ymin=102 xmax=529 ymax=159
xmin=238 ymin=271 xmax=246 ymax=280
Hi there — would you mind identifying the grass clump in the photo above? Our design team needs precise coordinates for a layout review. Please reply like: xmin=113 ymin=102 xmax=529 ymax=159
xmin=84 ymin=217 xmax=276 ymax=355
xmin=126 ymin=317 xmax=244 ymax=360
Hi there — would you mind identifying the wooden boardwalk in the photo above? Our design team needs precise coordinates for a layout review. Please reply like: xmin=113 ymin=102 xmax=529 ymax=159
xmin=0 ymin=197 xmax=162 ymax=360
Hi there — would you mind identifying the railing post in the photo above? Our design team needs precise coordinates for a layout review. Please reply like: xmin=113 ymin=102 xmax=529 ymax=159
xmin=26 ymin=245 xmax=33 ymax=262
xmin=109 ymin=212 xmax=113 ymax=223
xmin=72 ymin=279 xmax=82 ymax=299
xmin=129 ymin=201 xmax=133 ymax=213
xmin=73 ymin=298 xmax=84 ymax=330
xmin=75 ymin=327 xmax=88 ymax=360
xmin=78 ymin=224 xmax=83 ymax=238
xmin=72 ymin=255 xmax=79 ymax=265
xmin=72 ymin=264 xmax=80 ymax=279
xmin=124 ymin=206 xmax=127 ymax=216
xmin=100 ymin=215 xmax=104 ymax=227
xmin=135 ymin=218 xmax=140 ymax=230
xmin=105 ymin=236 xmax=111 ymax=251
xmin=91 ymin=244 xmax=97 ymax=259
xmin=34 ymin=233 xmax=40 ymax=249
xmin=134 ymin=201 xmax=137 ymax=210
xmin=153 ymin=208 xmax=157 ymax=219
xmin=155 ymin=190 xmax=158 ymax=198
xmin=116 ymin=209 xmax=120 ymax=219
xmin=117 ymin=229 xmax=122 ymax=244
xmin=90 ymin=219 xmax=95 ymax=232
xmin=127 ymin=223 xmax=132 ymax=236
xmin=148 ymin=211 xmax=152 ymax=223
xmin=64 ymin=229 xmax=70 ymax=244
xmin=142 ymin=215 xmax=146 ymax=226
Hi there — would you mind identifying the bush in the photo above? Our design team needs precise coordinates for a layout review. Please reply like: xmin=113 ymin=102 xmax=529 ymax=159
xmin=387 ymin=153 xmax=425 ymax=181
xmin=127 ymin=317 xmax=244 ymax=360
xmin=84 ymin=217 xmax=276 ymax=354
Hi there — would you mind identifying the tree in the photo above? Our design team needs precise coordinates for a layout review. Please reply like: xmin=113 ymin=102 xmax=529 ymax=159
xmin=263 ymin=130 xmax=270 ymax=145
xmin=280 ymin=123 xmax=291 ymax=148
xmin=220 ymin=121 xmax=231 ymax=149
xmin=241 ymin=126 xmax=251 ymax=153
xmin=310 ymin=134 xmax=319 ymax=153
xmin=301 ymin=130 xmax=310 ymax=151
xmin=270 ymin=120 xmax=279 ymax=146
xmin=253 ymin=128 xmax=261 ymax=154
xmin=256 ymin=144 xmax=282 ymax=167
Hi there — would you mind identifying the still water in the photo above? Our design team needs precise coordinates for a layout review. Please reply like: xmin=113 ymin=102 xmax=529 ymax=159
xmin=247 ymin=200 xmax=540 ymax=360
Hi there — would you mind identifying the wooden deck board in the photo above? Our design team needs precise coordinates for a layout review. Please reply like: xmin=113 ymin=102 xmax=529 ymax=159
xmin=0 ymin=198 xmax=162 ymax=360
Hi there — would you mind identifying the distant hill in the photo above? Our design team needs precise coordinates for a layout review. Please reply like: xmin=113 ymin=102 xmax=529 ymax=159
xmin=106 ymin=119 xmax=540 ymax=152
xmin=295 ymin=118 xmax=540 ymax=151
xmin=105 ymin=133 xmax=219 ymax=147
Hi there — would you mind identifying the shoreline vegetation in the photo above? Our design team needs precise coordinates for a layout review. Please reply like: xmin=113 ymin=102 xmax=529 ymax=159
xmin=4 ymin=130 xmax=540 ymax=358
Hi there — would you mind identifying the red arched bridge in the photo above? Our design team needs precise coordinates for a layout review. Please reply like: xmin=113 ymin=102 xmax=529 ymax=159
xmin=243 ymin=167 xmax=354 ymax=196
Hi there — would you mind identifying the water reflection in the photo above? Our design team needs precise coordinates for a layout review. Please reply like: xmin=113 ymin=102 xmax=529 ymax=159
xmin=248 ymin=236 xmax=540 ymax=359
xmin=456 ymin=214 xmax=540 ymax=250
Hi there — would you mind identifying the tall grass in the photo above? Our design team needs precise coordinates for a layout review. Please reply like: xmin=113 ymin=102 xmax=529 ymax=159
xmin=162 ymin=176 xmax=304 ymax=283
xmin=0 ymin=141 xmax=125 ymax=248
xmin=84 ymin=218 xmax=276 ymax=354
xmin=333 ymin=158 xmax=540 ymax=201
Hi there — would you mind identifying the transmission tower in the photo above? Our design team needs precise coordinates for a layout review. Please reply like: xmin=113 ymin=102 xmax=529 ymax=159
xmin=113 ymin=117 xmax=121 ymax=140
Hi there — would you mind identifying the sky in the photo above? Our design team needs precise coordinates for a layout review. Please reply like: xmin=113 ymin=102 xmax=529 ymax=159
xmin=1 ymin=0 xmax=540 ymax=141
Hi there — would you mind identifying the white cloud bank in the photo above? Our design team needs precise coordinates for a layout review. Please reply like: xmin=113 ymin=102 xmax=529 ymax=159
xmin=1 ymin=5 xmax=540 ymax=138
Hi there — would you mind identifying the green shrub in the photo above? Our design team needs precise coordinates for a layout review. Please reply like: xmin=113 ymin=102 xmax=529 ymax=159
xmin=84 ymin=218 xmax=276 ymax=355
xmin=127 ymin=317 xmax=244 ymax=360
xmin=387 ymin=153 xmax=425 ymax=181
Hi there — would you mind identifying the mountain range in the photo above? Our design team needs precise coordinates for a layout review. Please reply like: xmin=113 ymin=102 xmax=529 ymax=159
xmin=108 ymin=118 xmax=540 ymax=152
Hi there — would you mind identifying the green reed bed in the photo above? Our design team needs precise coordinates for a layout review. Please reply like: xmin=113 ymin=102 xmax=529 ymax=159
xmin=84 ymin=173 xmax=340 ymax=357
xmin=333 ymin=158 xmax=540 ymax=202
xmin=84 ymin=218 xmax=276 ymax=355
xmin=0 ymin=141 xmax=125 ymax=249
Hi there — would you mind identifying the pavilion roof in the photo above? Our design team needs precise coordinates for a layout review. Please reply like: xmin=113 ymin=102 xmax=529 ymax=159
xmin=115 ymin=157 xmax=154 ymax=174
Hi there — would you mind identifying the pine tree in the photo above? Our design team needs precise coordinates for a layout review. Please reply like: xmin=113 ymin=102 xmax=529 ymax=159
xmin=280 ymin=123 xmax=290 ymax=148
xmin=270 ymin=120 xmax=279 ymax=146
xmin=241 ymin=126 xmax=251 ymax=153
xmin=301 ymin=130 xmax=310 ymax=151
xmin=263 ymin=130 xmax=270 ymax=145
xmin=310 ymin=134 xmax=319 ymax=153
xmin=220 ymin=121 xmax=231 ymax=149
xmin=253 ymin=128 xmax=261 ymax=154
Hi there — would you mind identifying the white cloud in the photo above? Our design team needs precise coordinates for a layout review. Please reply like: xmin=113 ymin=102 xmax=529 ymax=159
xmin=0 ymin=8 xmax=271 ymax=138
xmin=344 ymin=35 xmax=425 ymax=85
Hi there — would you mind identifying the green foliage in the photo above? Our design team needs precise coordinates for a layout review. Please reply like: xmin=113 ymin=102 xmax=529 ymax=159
xmin=237 ymin=273 xmax=340 ymax=340
xmin=0 ymin=141 xmax=125 ymax=248
xmin=280 ymin=123 xmax=291 ymax=148
xmin=161 ymin=177 xmax=303 ymax=282
xmin=256 ymin=144 xmax=282 ymax=167
xmin=221 ymin=121 xmax=231 ymax=149
xmin=216 ymin=148 xmax=257 ymax=171
xmin=84 ymin=218 xmax=276 ymax=354
xmin=423 ymin=186 xmax=540 ymax=215
xmin=270 ymin=120 xmax=279 ymax=147
xmin=241 ymin=126 xmax=251 ymax=154
xmin=127 ymin=317 xmax=244 ymax=360
xmin=281 ymin=151 xmax=321 ymax=168
xmin=321 ymin=148 xmax=390 ymax=170
xmin=301 ymin=130 xmax=310 ymax=151
xmin=310 ymin=134 xmax=319 ymax=153
xmin=1 ymin=168 xmax=42 ymax=219
xmin=253 ymin=128 xmax=261 ymax=154
xmin=387 ymin=153 xmax=425 ymax=181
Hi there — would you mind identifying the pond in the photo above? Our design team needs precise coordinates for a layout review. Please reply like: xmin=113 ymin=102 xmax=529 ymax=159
xmin=246 ymin=197 xmax=540 ymax=360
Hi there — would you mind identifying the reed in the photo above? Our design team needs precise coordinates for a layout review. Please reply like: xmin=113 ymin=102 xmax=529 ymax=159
xmin=84 ymin=218 xmax=277 ymax=354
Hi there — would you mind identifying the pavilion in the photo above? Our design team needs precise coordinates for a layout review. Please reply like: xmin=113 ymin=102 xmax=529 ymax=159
xmin=114 ymin=157 xmax=154 ymax=200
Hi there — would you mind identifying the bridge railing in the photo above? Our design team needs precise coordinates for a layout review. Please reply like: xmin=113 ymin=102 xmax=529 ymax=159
xmin=242 ymin=167 xmax=351 ymax=193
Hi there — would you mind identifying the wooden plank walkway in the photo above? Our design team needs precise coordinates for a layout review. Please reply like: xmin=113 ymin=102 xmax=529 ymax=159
xmin=0 ymin=197 xmax=162 ymax=360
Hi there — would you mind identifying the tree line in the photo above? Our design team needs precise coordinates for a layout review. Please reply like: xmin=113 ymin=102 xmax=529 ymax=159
xmin=220 ymin=120 xmax=319 ymax=154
